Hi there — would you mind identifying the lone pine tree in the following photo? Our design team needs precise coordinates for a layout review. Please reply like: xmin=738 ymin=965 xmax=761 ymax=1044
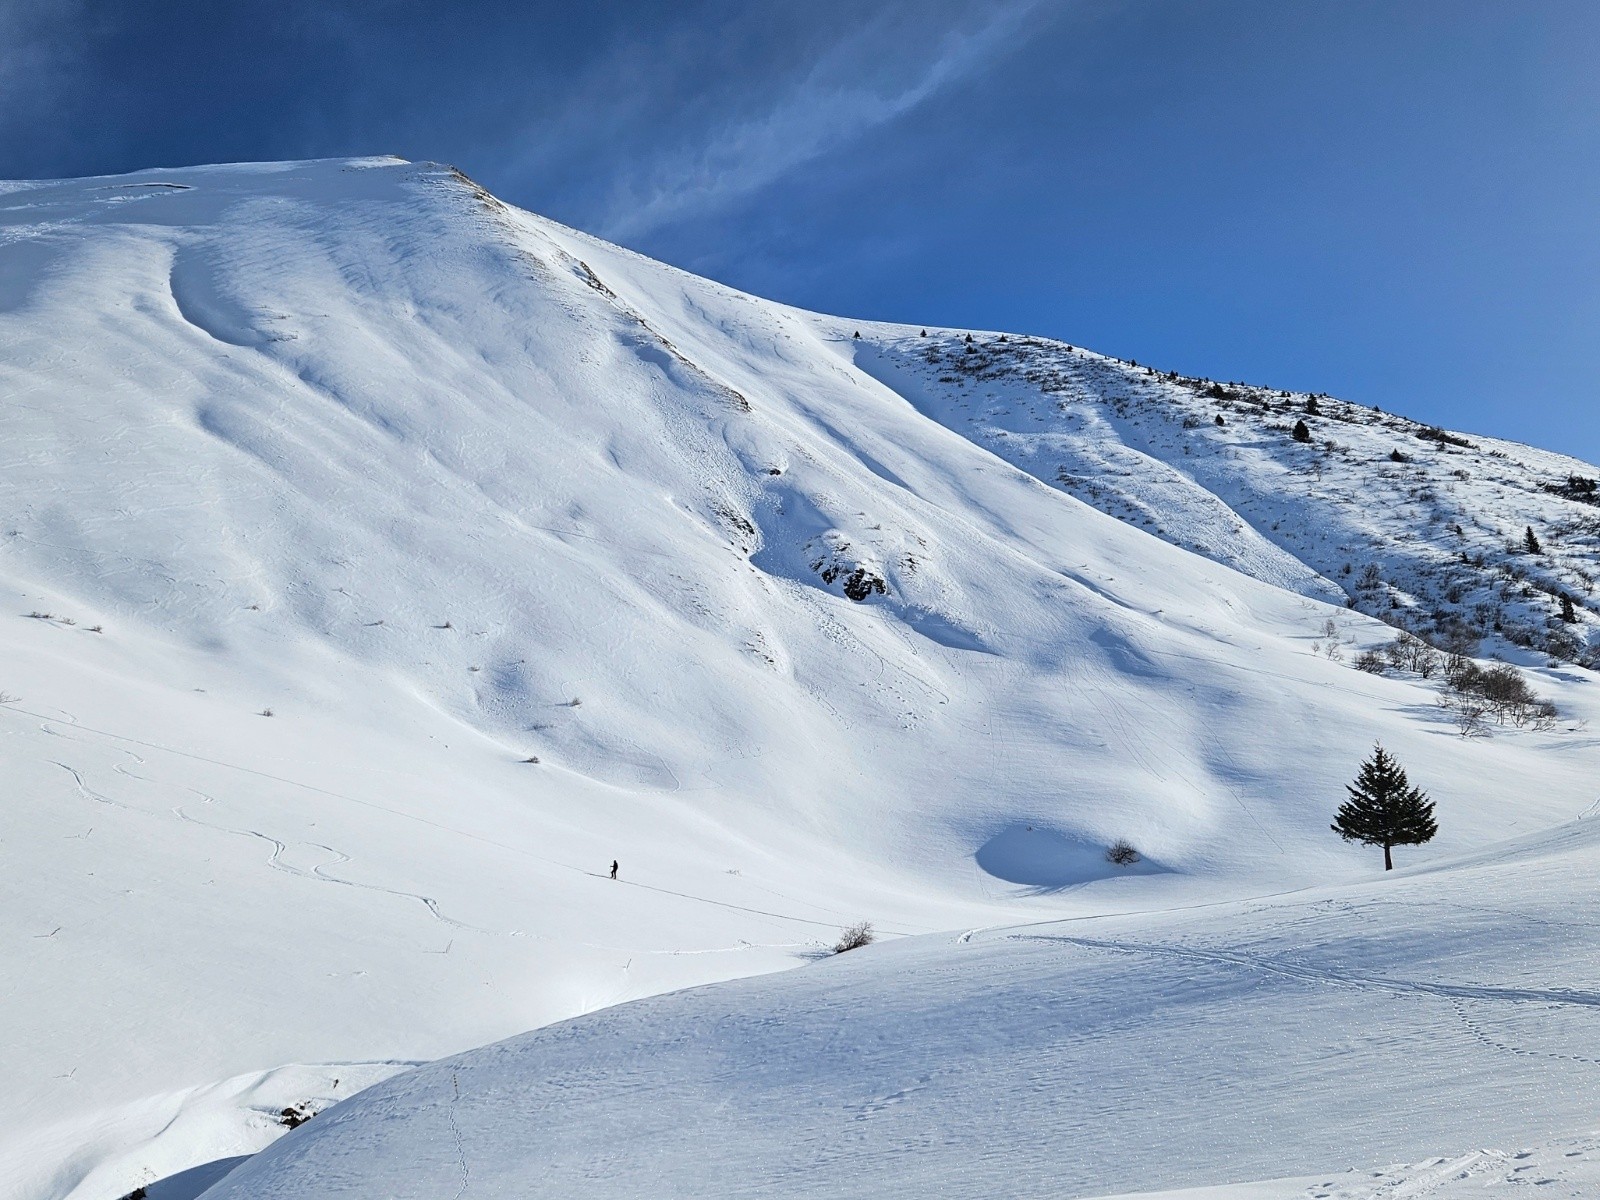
xmin=1332 ymin=743 xmax=1436 ymax=871
xmin=1524 ymin=525 xmax=1542 ymax=555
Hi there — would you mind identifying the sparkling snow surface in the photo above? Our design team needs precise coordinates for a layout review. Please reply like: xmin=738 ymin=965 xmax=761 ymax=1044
xmin=0 ymin=159 xmax=1597 ymax=1199
xmin=210 ymin=821 xmax=1600 ymax=1198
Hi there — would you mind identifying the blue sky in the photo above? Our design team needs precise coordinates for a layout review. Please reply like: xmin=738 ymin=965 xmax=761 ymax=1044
xmin=5 ymin=1 xmax=1598 ymax=462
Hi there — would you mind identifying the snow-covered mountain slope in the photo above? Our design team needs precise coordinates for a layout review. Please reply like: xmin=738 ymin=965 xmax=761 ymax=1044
xmin=0 ymin=158 xmax=1596 ymax=1199
xmin=848 ymin=330 xmax=1600 ymax=667
xmin=205 ymin=815 xmax=1600 ymax=1199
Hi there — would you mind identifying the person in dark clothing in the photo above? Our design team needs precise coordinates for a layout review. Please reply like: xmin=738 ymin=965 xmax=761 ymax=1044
xmin=609 ymin=860 xmax=618 ymax=880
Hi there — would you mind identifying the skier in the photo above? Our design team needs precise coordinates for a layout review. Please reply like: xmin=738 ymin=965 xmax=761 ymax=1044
xmin=610 ymin=860 xmax=619 ymax=881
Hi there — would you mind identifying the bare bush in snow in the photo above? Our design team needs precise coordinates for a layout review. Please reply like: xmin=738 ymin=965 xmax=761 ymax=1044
xmin=1106 ymin=839 xmax=1141 ymax=866
xmin=1385 ymin=631 xmax=1440 ymax=677
xmin=1440 ymin=661 xmax=1557 ymax=731
xmin=833 ymin=921 xmax=875 ymax=953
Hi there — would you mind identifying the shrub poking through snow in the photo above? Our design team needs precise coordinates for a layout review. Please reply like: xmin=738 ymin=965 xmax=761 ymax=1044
xmin=833 ymin=921 xmax=874 ymax=953
xmin=1546 ymin=474 xmax=1599 ymax=504
xmin=1355 ymin=648 xmax=1387 ymax=674
xmin=1385 ymin=631 xmax=1440 ymax=678
xmin=1441 ymin=660 xmax=1557 ymax=729
xmin=1106 ymin=839 xmax=1140 ymax=866
xmin=1439 ymin=690 xmax=1491 ymax=738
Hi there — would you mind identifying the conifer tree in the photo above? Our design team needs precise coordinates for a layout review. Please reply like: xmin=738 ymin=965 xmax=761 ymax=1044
xmin=1292 ymin=419 xmax=1311 ymax=443
xmin=1561 ymin=593 xmax=1577 ymax=624
xmin=1524 ymin=525 xmax=1542 ymax=555
xmin=1331 ymin=743 xmax=1436 ymax=871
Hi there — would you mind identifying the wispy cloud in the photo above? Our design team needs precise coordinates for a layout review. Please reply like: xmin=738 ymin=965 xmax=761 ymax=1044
xmin=541 ymin=0 xmax=1049 ymax=241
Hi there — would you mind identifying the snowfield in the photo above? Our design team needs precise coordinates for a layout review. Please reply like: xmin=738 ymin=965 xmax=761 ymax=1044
xmin=0 ymin=157 xmax=1596 ymax=1199
xmin=207 ymin=818 xmax=1600 ymax=1199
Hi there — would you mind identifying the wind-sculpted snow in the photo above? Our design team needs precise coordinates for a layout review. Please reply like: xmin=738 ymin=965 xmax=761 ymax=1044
xmin=0 ymin=158 xmax=1597 ymax=1197
xmin=206 ymin=820 xmax=1600 ymax=1199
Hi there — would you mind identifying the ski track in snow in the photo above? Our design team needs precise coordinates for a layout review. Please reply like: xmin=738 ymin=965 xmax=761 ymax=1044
xmin=446 ymin=1073 xmax=470 ymax=1200
xmin=24 ymin=707 xmax=865 ymax=940
xmin=170 ymin=804 xmax=486 ymax=932
xmin=1028 ymin=933 xmax=1600 ymax=1037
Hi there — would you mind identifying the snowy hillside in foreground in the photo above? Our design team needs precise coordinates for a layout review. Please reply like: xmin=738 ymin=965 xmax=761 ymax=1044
xmin=209 ymin=816 xmax=1600 ymax=1199
xmin=0 ymin=157 xmax=1596 ymax=1199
